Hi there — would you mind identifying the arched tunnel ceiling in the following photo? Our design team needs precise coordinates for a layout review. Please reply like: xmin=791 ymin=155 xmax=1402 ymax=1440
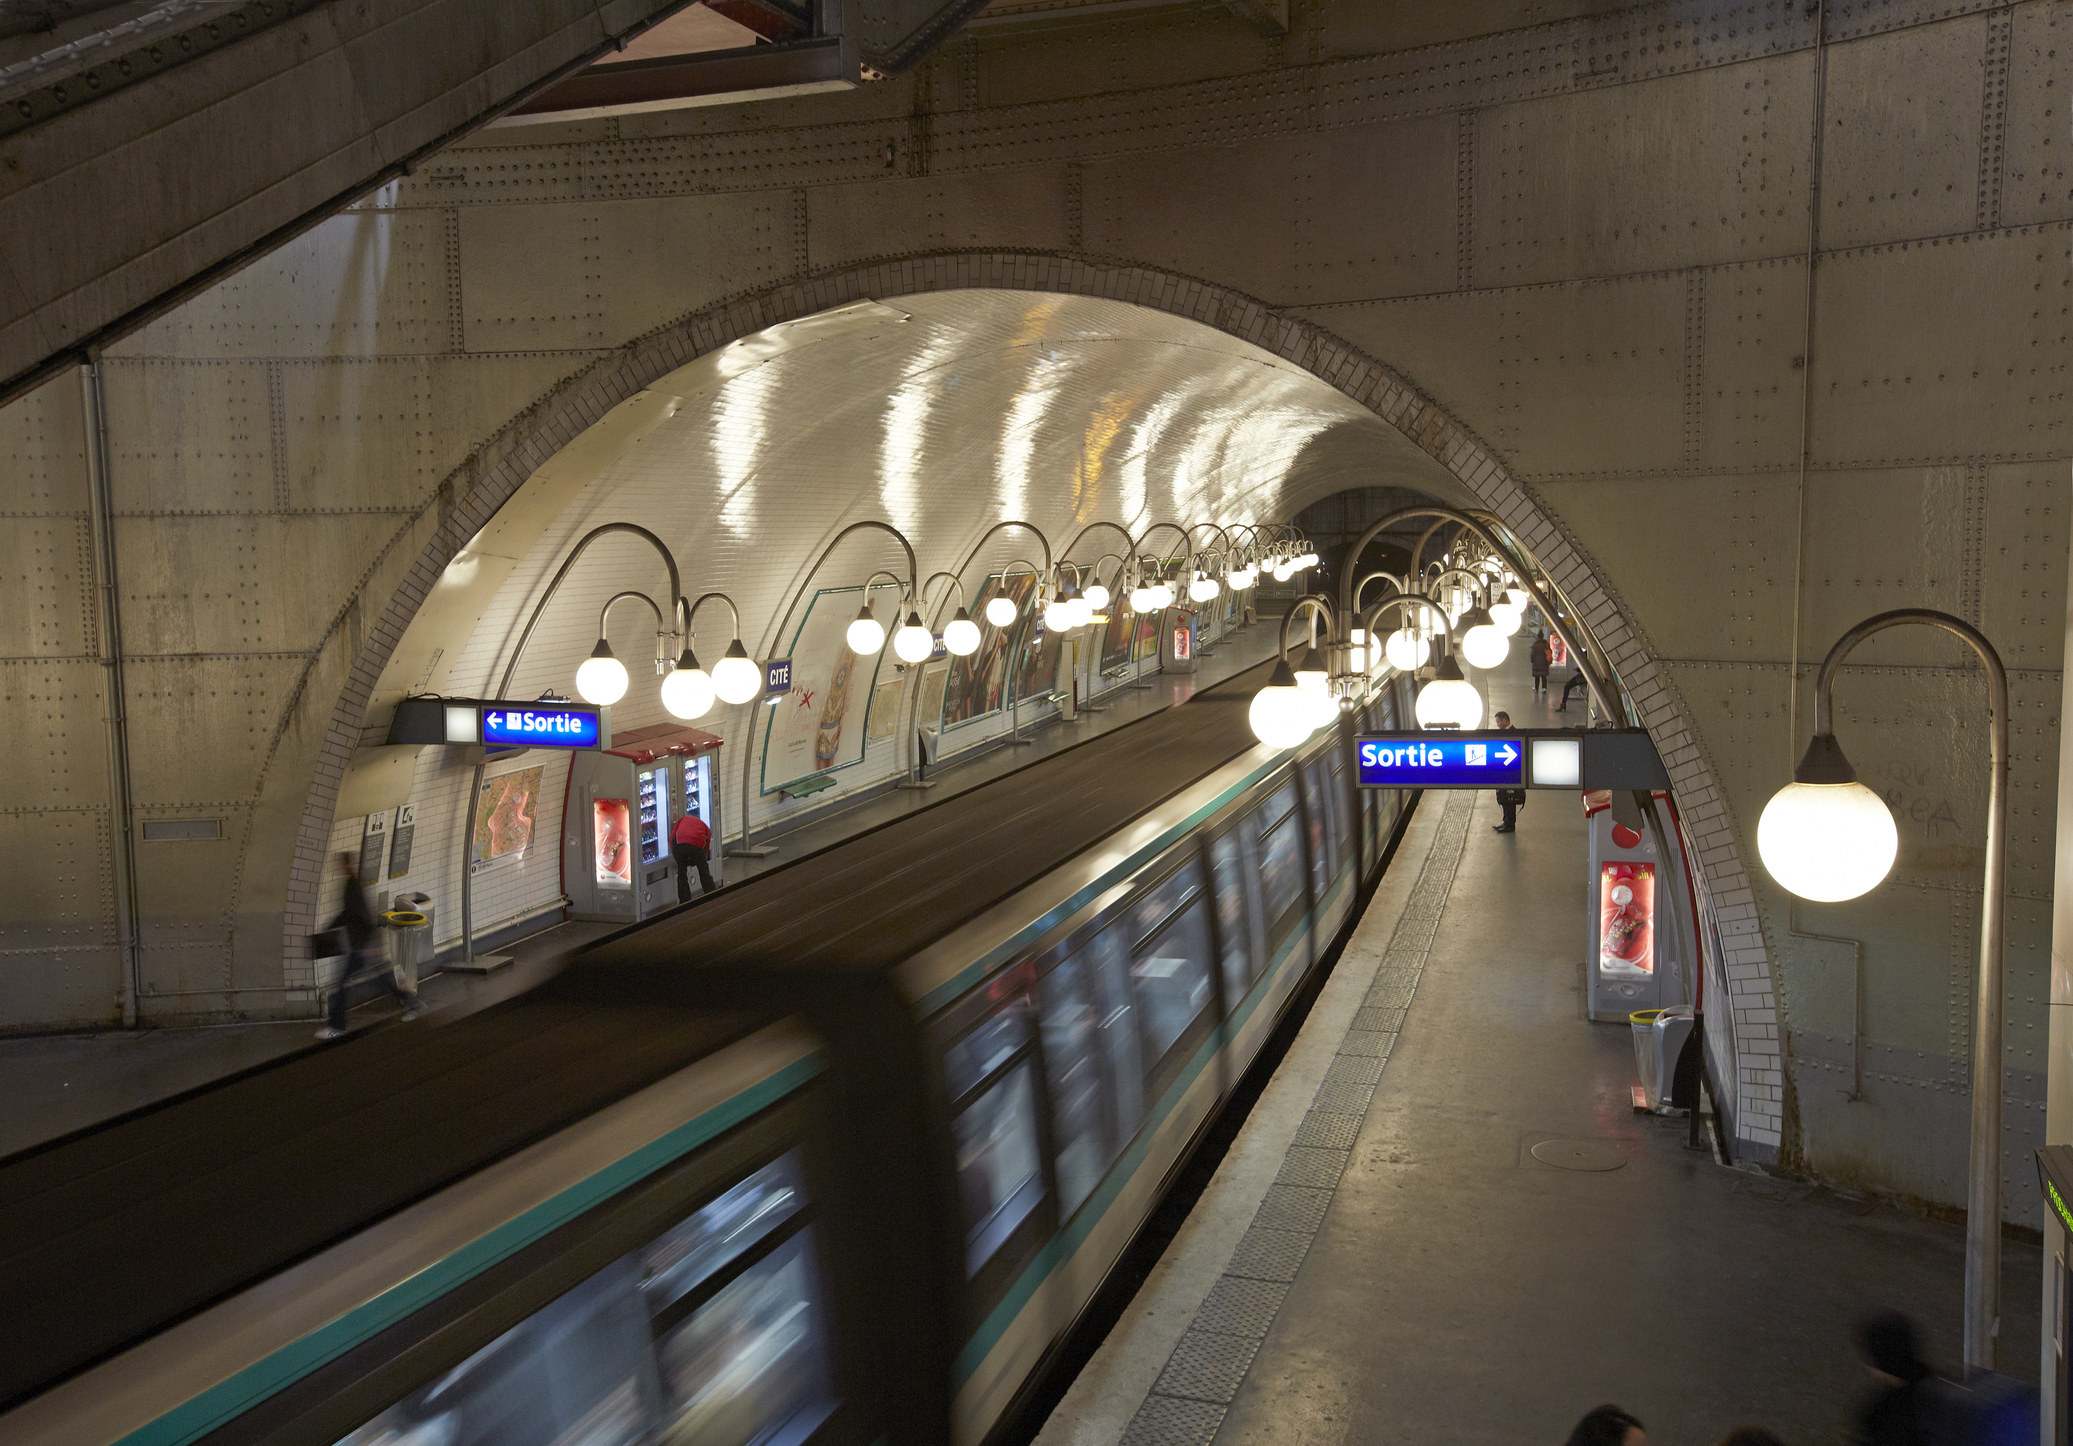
xmin=381 ymin=288 xmax=1474 ymax=717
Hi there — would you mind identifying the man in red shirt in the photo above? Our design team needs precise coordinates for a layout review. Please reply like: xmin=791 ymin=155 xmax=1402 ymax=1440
xmin=670 ymin=809 xmax=715 ymax=901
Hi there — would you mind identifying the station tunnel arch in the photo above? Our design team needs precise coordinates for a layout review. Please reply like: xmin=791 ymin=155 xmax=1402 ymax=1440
xmin=292 ymin=258 xmax=1779 ymax=1159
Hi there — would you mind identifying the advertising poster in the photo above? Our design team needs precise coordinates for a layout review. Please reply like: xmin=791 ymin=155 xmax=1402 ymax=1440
xmin=472 ymin=765 xmax=542 ymax=867
xmin=763 ymin=587 xmax=882 ymax=792
xmin=943 ymin=572 xmax=1035 ymax=729
xmin=1100 ymin=597 xmax=1157 ymax=674
xmin=1017 ymin=613 xmax=1065 ymax=701
xmin=868 ymin=676 xmax=905 ymax=741
xmin=1598 ymin=862 xmax=1656 ymax=977
xmin=593 ymin=798 xmax=633 ymax=887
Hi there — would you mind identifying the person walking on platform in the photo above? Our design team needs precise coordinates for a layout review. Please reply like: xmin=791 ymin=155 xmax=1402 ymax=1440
xmin=1492 ymin=711 xmax=1525 ymax=833
xmin=316 ymin=853 xmax=421 ymax=1040
xmin=1565 ymin=1405 xmax=1645 ymax=1446
xmin=1529 ymin=631 xmax=1552 ymax=695
xmin=671 ymin=808 xmax=716 ymax=901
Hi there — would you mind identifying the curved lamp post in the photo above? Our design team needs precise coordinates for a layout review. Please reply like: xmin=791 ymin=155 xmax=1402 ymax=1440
xmin=461 ymin=522 xmax=686 ymax=964
xmin=1759 ymin=609 xmax=2008 ymax=1372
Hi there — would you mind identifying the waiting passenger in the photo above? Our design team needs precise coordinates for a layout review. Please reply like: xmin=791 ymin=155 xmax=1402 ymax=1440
xmin=1853 ymin=1310 xmax=1938 ymax=1445
xmin=316 ymin=853 xmax=422 ymax=1040
xmin=1492 ymin=711 xmax=1524 ymax=834
xmin=672 ymin=809 xmax=716 ymax=901
xmin=1530 ymin=631 xmax=1552 ymax=695
xmin=1565 ymin=1404 xmax=1645 ymax=1446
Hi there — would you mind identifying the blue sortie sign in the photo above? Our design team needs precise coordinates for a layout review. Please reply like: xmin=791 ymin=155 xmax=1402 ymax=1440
xmin=480 ymin=704 xmax=601 ymax=749
xmin=1357 ymin=734 xmax=1525 ymax=788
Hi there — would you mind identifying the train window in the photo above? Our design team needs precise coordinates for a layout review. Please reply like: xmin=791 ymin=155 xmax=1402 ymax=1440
xmin=1128 ymin=861 xmax=1213 ymax=1066
xmin=1207 ymin=831 xmax=1256 ymax=1001
xmin=1253 ymin=781 xmax=1305 ymax=935
xmin=1304 ymin=761 xmax=1333 ymax=897
xmin=945 ymin=1001 xmax=1046 ymax=1276
xmin=1038 ymin=951 xmax=1113 ymax=1218
xmin=332 ymin=1152 xmax=835 ymax=1446
xmin=1327 ymin=751 xmax=1355 ymax=864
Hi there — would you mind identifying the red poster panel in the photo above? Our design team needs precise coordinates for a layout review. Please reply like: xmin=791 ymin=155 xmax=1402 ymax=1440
xmin=1172 ymin=625 xmax=1192 ymax=661
xmin=1599 ymin=862 xmax=1655 ymax=977
xmin=593 ymin=798 xmax=632 ymax=887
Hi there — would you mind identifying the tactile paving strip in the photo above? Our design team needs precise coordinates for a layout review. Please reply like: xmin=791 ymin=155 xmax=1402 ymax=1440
xmin=1117 ymin=790 xmax=1476 ymax=1446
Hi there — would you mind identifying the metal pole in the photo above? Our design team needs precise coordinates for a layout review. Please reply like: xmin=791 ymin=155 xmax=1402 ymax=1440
xmin=80 ymin=358 xmax=144 ymax=1026
xmin=1811 ymin=608 xmax=2007 ymax=1372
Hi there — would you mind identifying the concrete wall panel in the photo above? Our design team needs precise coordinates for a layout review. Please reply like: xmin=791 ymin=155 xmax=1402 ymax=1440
xmin=459 ymin=194 xmax=797 ymax=352
xmin=1082 ymin=139 xmax=1304 ymax=301
xmin=0 ymin=374 xmax=89 ymax=513
xmin=0 ymin=517 xmax=92 ymax=660
xmin=1698 ymin=257 xmax=1805 ymax=471
xmin=807 ymin=167 xmax=1071 ymax=271
xmin=1982 ymin=460 xmax=2071 ymax=669
xmin=1473 ymin=56 xmax=1812 ymax=287
xmin=970 ymin=11 xmax=1273 ymax=110
xmin=1817 ymin=15 xmax=1986 ymax=251
xmin=0 ymin=659 xmax=107 ymax=813
xmin=1536 ymin=473 xmax=1797 ymax=662
xmin=123 ymin=657 xmax=311 ymax=809
xmin=2002 ymin=2 xmax=2073 ymax=230
xmin=1812 ymin=226 xmax=2072 ymax=466
xmin=103 ymin=362 xmax=274 ymax=514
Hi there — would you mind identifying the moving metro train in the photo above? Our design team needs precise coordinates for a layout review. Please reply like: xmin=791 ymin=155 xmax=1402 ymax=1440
xmin=0 ymin=661 xmax=1419 ymax=1446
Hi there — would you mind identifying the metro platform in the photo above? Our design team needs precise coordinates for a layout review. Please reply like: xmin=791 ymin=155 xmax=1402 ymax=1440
xmin=1038 ymin=664 xmax=2043 ymax=1446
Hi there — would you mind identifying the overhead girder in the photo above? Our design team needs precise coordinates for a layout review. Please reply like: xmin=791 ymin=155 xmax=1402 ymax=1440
xmin=0 ymin=0 xmax=981 ymax=407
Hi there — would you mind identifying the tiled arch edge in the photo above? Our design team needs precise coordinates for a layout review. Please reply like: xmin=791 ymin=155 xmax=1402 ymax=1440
xmin=283 ymin=250 xmax=1783 ymax=1160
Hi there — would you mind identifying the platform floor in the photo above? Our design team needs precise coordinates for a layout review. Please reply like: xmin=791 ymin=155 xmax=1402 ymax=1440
xmin=0 ymin=619 xmax=1280 ymax=1158
xmin=1039 ymin=662 xmax=2042 ymax=1446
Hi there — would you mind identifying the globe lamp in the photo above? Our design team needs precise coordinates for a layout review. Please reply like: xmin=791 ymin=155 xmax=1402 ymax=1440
xmin=1043 ymin=596 xmax=1072 ymax=632
xmin=893 ymin=611 xmax=934 ymax=663
xmin=660 ymin=650 xmax=717 ymax=719
xmin=1189 ymin=571 xmax=1221 ymax=603
xmin=1348 ymin=628 xmax=1369 ymax=674
xmin=1757 ymin=734 xmax=1899 ymax=902
xmin=1414 ymin=653 xmax=1484 ymax=730
xmin=1128 ymin=583 xmax=1154 ymax=613
xmin=1084 ymin=581 xmax=1111 ymax=611
xmin=1065 ymin=591 xmax=1093 ymax=630
xmin=943 ymin=609 xmax=982 ymax=656
xmin=1505 ymin=586 xmax=1529 ymax=609
xmin=1490 ymin=600 xmax=1525 ymax=637
xmin=847 ymin=605 xmax=886 ymax=655
xmin=575 ymin=640 xmax=630 ymax=705
xmin=985 ymin=594 xmax=1018 ymax=628
xmin=1248 ymin=659 xmax=1316 ymax=749
xmin=1457 ymin=604 xmax=1510 ymax=669
xmin=710 ymin=640 xmax=762 ymax=705
xmin=1384 ymin=626 xmax=1430 ymax=671
xmin=1292 ymin=646 xmax=1337 ymax=728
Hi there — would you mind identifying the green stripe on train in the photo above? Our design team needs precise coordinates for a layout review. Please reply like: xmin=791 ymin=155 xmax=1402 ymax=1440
xmin=117 ymin=1054 xmax=825 ymax=1446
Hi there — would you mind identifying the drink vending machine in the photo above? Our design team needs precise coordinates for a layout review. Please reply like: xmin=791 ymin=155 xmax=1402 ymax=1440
xmin=563 ymin=723 xmax=724 ymax=923
xmin=1583 ymin=789 xmax=1696 ymax=1024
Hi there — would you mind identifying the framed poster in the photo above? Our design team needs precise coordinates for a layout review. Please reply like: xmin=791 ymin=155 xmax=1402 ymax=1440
xmin=869 ymin=677 xmax=905 ymax=741
xmin=762 ymin=586 xmax=884 ymax=792
xmin=1101 ymin=596 xmax=1156 ymax=673
xmin=942 ymin=571 xmax=1036 ymax=729
xmin=472 ymin=765 xmax=542 ymax=868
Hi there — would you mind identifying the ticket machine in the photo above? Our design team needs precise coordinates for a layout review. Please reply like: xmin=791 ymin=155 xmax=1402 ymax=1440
xmin=564 ymin=723 xmax=723 ymax=922
xmin=1584 ymin=789 xmax=1696 ymax=1023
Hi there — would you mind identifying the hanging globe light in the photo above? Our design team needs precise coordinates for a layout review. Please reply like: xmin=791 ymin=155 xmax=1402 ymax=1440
xmin=943 ymin=608 xmax=982 ymax=656
xmin=710 ymin=639 xmax=762 ymax=705
xmin=847 ymin=604 xmax=886 ymax=655
xmin=1384 ymin=625 xmax=1431 ymax=671
xmin=1490 ymin=599 xmax=1525 ymax=636
xmin=1084 ymin=581 xmax=1111 ymax=611
xmin=1066 ymin=590 xmax=1094 ymax=630
xmin=1189 ymin=571 xmax=1221 ymax=603
xmin=1505 ymin=586 xmax=1529 ymax=609
xmin=1457 ymin=602 xmax=1510 ymax=669
xmin=575 ymin=639 xmax=630 ymax=705
xmin=1292 ymin=645 xmax=1336 ymax=728
xmin=1757 ymin=734 xmax=1900 ymax=902
xmin=1127 ymin=582 xmax=1154 ymax=613
xmin=1348 ymin=628 xmax=1369 ymax=673
xmin=660 ymin=649 xmax=716 ymax=719
xmin=1414 ymin=652 xmax=1484 ymax=730
xmin=985 ymin=594 xmax=1018 ymax=628
xmin=1043 ymin=594 xmax=1072 ymax=631
xmin=1248 ymin=658 xmax=1316 ymax=749
xmin=893 ymin=611 xmax=934 ymax=663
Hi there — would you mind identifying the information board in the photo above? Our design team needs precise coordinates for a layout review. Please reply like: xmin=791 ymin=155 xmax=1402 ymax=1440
xmin=1356 ymin=733 xmax=1525 ymax=788
xmin=480 ymin=703 xmax=601 ymax=749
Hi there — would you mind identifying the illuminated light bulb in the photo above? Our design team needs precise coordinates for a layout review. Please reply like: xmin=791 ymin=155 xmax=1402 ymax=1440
xmin=943 ymin=609 xmax=982 ymax=656
xmin=1128 ymin=584 xmax=1154 ymax=613
xmin=1189 ymin=571 xmax=1221 ymax=603
xmin=1415 ymin=657 xmax=1485 ymax=730
xmin=847 ymin=606 xmax=886 ymax=655
xmin=1292 ymin=647 xmax=1336 ymax=728
xmin=1067 ymin=593 xmax=1094 ymax=630
xmin=1043 ymin=597 xmax=1072 ymax=631
xmin=1384 ymin=626 xmax=1431 ymax=671
xmin=893 ymin=611 xmax=934 ymax=663
xmin=1490 ymin=601 xmax=1524 ymax=637
xmin=1348 ymin=628 xmax=1369 ymax=674
xmin=1757 ymin=735 xmax=1900 ymax=902
xmin=1459 ymin=620 xmax=1510 ymax=670
xmin=985 ymin=594 xmax=1018 ymax=628
xmin=661 ymin=653 xmax=717 ymax=719
xmin=575 ymin=641 xmax=629 ymax=705
xmin=1506 ymin=587 xmax=1529 ymax=608
xmin=1248 ymin=659 xmax=1316 ymax=749
xmin=1084 ymin=582 xmax=1111 ymax=611
xmin=710 ymin=640 xmax=762 ymax=705
xmin=1271 ymin=561 xmax=1293 ymax=582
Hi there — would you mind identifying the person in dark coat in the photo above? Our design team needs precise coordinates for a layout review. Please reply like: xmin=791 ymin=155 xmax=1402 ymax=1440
xmin=1529 ymin=631 xmax=1552 ymax=695
xmin=1492 ymin=711 xmax=1525 ymax=833
xmin=1853 ymin=1310 xmax=1938 ymax=1445
xmin=672 ymin=809 xmax=716 ymax=901
xmin=1565 ymin=1404 xmax=1645 ymax=1446
xmin=318 ymin=853 xmax=421 ymax=1040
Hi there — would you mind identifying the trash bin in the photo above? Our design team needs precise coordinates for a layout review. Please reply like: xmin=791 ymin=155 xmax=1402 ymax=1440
xmin=382 ymin=893 xmax=434 ymax=993
xmin=1630 ymin=1007 xmax=1696 ymax=1112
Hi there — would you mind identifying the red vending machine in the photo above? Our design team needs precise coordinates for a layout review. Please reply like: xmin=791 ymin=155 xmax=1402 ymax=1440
xmin=563 ymin=723 xmax=723 ymax=923
xmin=1583 ymin=790 xmax=1695 ymax=1023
